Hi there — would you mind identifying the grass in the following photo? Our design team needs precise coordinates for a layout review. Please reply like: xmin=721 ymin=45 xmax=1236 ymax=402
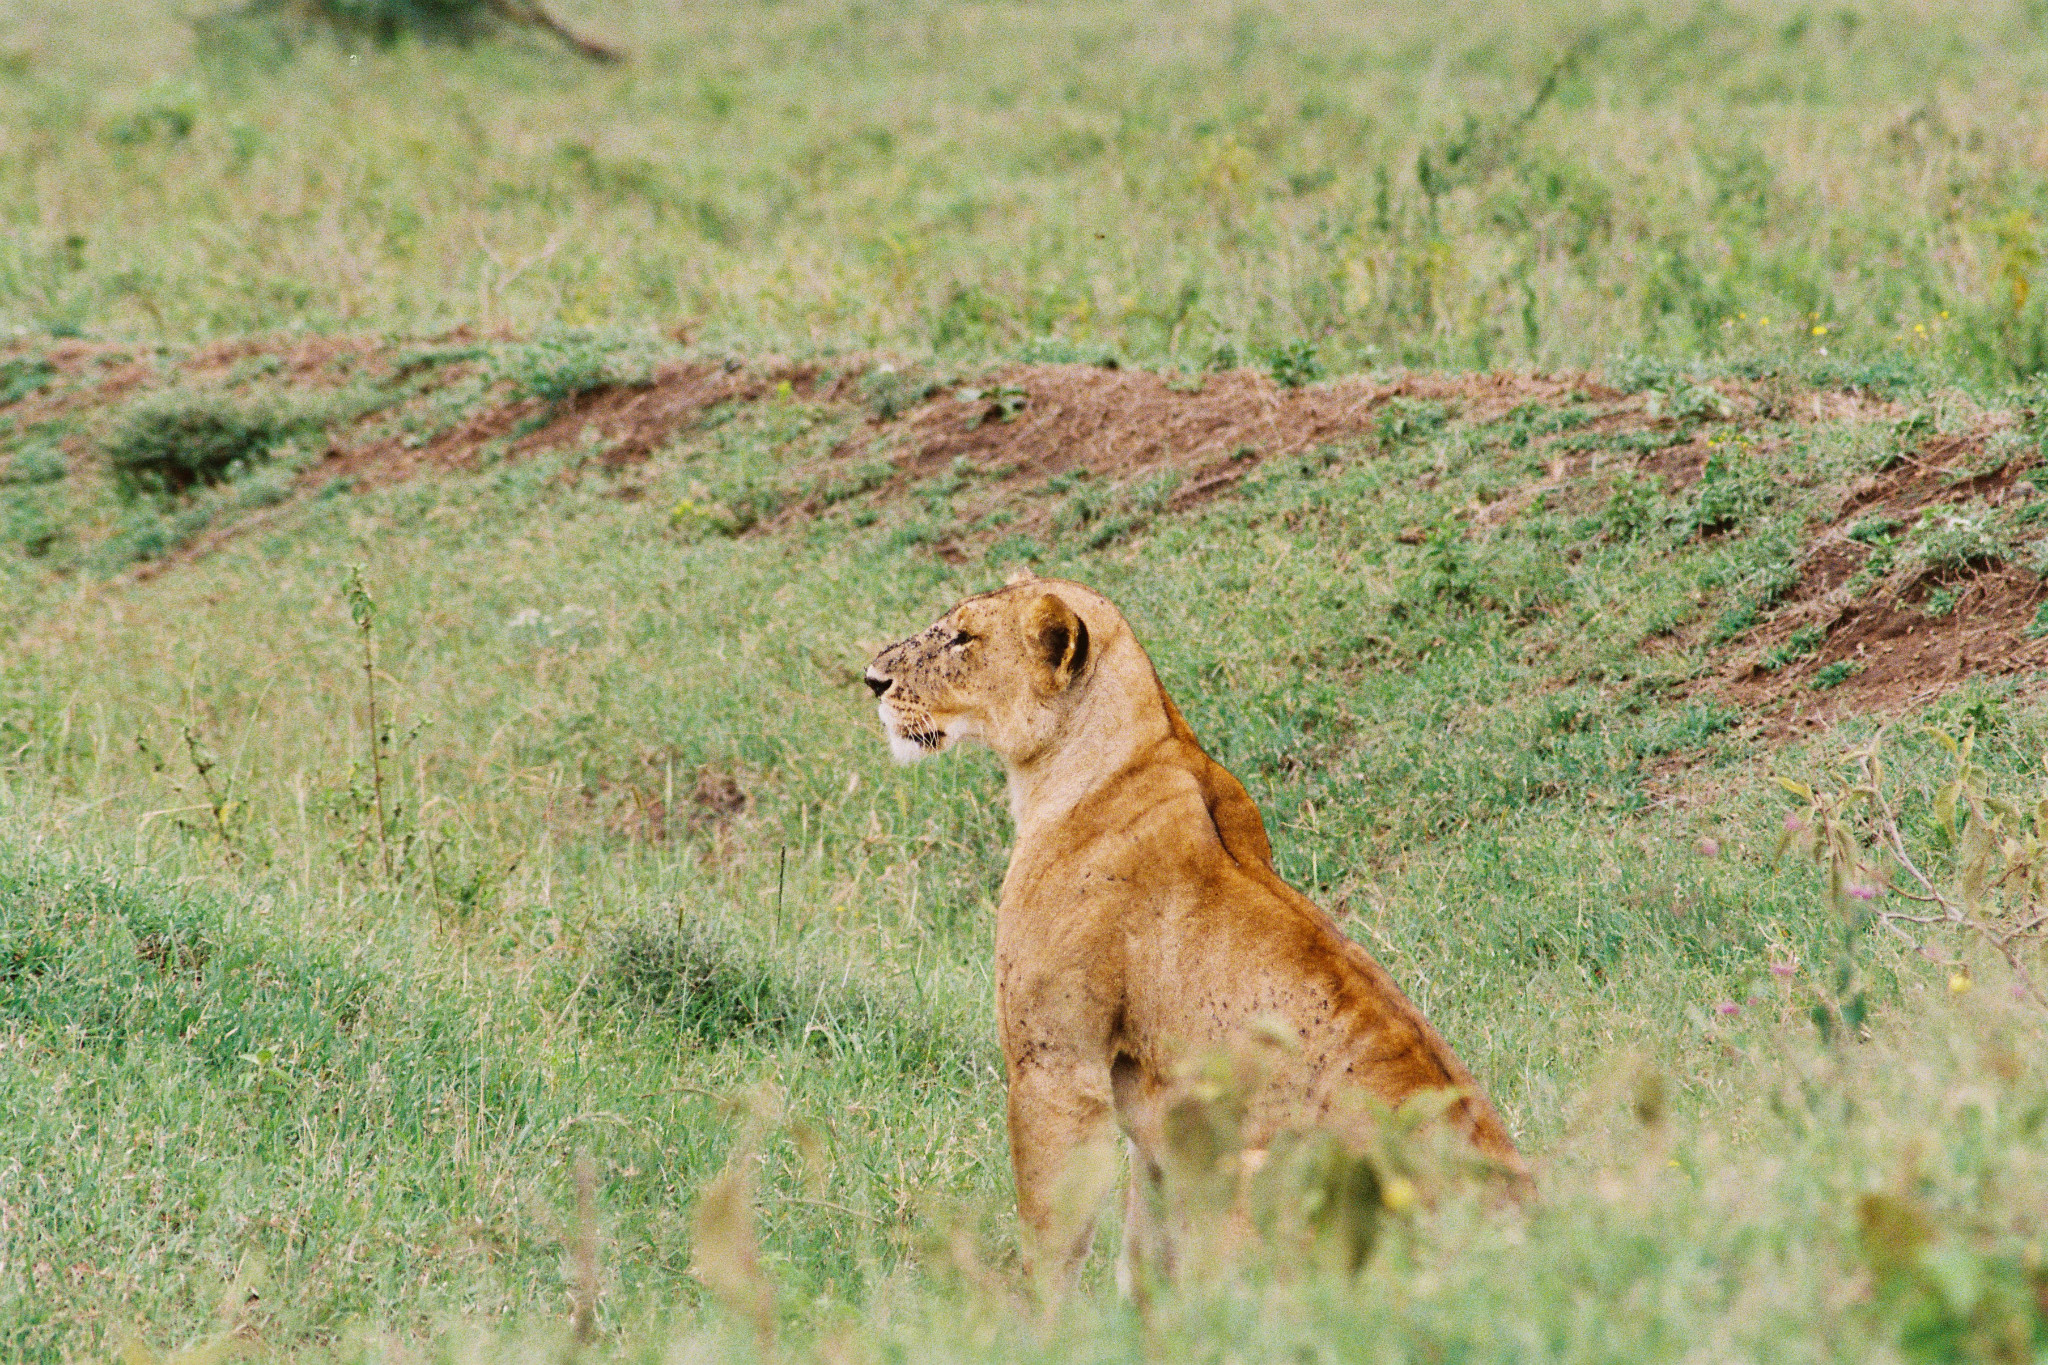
xmin=3 ymin=0 xmax=2048 ymax=1359
xmin=10 ymin=0 xmax=2048 ymax=379
xmin=0 ymin=331 xmax=2045 ymax=1359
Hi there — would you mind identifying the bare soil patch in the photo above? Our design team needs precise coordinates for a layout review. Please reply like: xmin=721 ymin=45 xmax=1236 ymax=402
xmin=776 ymin=367 xmax=1611 ymax=558
xmin=1700 ymin=424 xmax=2048 ymax=734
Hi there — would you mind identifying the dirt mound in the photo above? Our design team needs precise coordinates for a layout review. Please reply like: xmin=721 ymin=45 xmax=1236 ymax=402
xmin=1701 ymin=423 xmax=2048 ymax=733
xmin=893 ymin=366 xmax=1600 ymax=485
xmin=771 ymin=365 xmax=1613 ymax=558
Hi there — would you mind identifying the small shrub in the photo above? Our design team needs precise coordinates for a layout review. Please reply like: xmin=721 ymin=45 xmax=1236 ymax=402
xmin=233 ymin=466 xmax=297 ymax=510
xmin=592 ymin=920 xmax=977 ymax=1076
xmin=1604 ymin=354 xmax=1688 ymax=394
xmin=1799 ymin=352 xmax=1932 ymax=400
xmin=1908 ymin=505 xmax=2009 ymax=575
xmin=1129 ymin=468 xmax=1183 ymax=514
xmin=670 ymin=478 xmax=793 ymax=538
xmin=91 ymin=511 xmax=175 ymax=569
xmin=1678 ymin=450 xmax=1773 ymax=539
xmin=1809 ymin=660 xmax=1858 ymax=690
xmin=103 ymin=394 xmax=309 ymax=501
xmin=816 ymin=460 xmax=893 ymax=506
xmin=1639 ymin=701 xmax=1743 ymax=754
xmin=1663 ymin=383 xmax=1729 ymax=423
xmin=496 ymin=332 xmax=652 ymax=407
xmin=1708 ymin=548 xmax=1801 ymax=641
xmin=1265 ymin=340 xmax=1324 ymax=389
xmin=105 ymin=82 xmax=201 ymax=145
xmin=1923 ymin=680 xmax=2010 ymax=735
xmin=1762 ymin=624 xmax=1826 ymax=671
xmin=1847 ymin=516 xmax=1901 ymax=545
xmin=1602 ymin=477 xmax=1657 ymax=540
xmin=1420 ymin=527 xmax=1482 ymax=606
xmin=960 ymin=384 xmax=1028 ymax=426
xmin=203 ymin=0 xmax=621 ymax=60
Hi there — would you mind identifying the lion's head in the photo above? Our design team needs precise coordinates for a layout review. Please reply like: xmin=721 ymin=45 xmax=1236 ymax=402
xmin=863 ymin=577 xmax=1100 ymax=766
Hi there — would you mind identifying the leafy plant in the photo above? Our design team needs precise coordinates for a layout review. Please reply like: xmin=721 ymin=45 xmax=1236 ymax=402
xmin=1810 ymin=660 xmax=1859 ymax=690
xmin=1847 ymin=516 xmax=1901 ymax=545
xmin=1908 ymin=505 xmax=2010 ymax=575
xmin=496 ymin=331 xmax=652 ymax=408
xmin=1775 ymin=728 xmax=2048 ymax=1012
xmin=1602 ymin=477 xmax=1658 ymax=540
xmin=102 ymin=394 xmax=313 ymax=502
xmin=1264 ymin=340 xmax=1324 ymax=389
xmin=1 ymin=490 xmax=64 ymax=559
xmin=342 ymin=566 xmax=397 ymax=882
xmin=1762 ymin=624 xmax=1826 ymax=671
xmin=1677 ymin=449 xmax=1773 ymax=539
xmin=205 ymin=0 xmax=622 ymax=60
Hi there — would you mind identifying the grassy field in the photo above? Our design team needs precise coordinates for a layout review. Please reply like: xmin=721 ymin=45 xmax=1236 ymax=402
xmin=9 ymin=0 xmax=2048 ymax=376
xmin=4 ymin=1 xmax=2048 ymax=1362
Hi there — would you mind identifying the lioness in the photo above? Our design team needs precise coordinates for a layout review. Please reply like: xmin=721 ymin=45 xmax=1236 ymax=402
xmin=864 ymin=574 xmax=1525 ymax=1286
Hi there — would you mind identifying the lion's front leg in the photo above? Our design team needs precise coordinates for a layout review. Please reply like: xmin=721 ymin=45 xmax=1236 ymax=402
xmin=1007 ymin=1057 xmax=1119 ymax=1297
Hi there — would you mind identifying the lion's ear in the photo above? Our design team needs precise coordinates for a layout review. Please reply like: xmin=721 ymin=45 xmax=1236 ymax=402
xmin=1026 ymin=593 xmax=1090 ymax=691
xmin=1004 ymin=566 xmax=1039 ymax=586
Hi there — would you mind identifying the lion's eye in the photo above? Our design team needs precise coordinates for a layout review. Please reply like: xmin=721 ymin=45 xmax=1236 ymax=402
xmin=948 ymin=631 xmax=975 ymax=650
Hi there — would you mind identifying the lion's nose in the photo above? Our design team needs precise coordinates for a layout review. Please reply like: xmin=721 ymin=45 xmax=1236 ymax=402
xmin=864 ymin=672 xmax=893 ymax=698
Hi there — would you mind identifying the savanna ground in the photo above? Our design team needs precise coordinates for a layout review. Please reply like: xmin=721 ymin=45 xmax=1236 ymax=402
xmin=3 ymin=1 xmax=2048 ymax=1361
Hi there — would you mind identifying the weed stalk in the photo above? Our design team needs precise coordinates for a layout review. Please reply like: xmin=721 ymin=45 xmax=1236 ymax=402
xmin=342 ymin=565 xmax=394 ymax=884
xmin=182 ymin=724 xmax=241 ymax=860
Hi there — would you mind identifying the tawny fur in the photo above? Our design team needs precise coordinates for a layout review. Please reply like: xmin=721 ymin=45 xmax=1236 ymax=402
xmin=864 ymin=576 xmax=1526 ymax=1286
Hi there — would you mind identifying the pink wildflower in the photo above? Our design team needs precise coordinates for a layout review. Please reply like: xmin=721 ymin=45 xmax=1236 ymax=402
xmin=1715 ymin=1001 xmax=1740 ymax=1016
xmin=1846 ymin=883 xmax=1878 ymax=902
xmin=1769 ymin=961 xmax=1797 ymax=979
xmin=1783 ymin=813 xmax=1806 ymax=833
xmin=1696 ymin=837 xmax=1721 ymax=858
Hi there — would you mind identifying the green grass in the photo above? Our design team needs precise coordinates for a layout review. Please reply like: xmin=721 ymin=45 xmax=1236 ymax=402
xmin=4 ymin=1 xmax=2048 ymax=1358
xmin=0 ymin=332 xmax=2045 ymax=1359
xmin=10 ymin=0 xmax=2048 ymax=379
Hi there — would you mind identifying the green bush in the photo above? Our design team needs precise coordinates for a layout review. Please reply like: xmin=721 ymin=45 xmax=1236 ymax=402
xmin=202 ymin=0 xmax=623 ymax=62
xmin=1908 ymin=505 xmax=2010 ymax=575
xmin=495 ymin=331 xmax=654 ymax=406
xmin=101 ymin=394 xmax=309 ymax=502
